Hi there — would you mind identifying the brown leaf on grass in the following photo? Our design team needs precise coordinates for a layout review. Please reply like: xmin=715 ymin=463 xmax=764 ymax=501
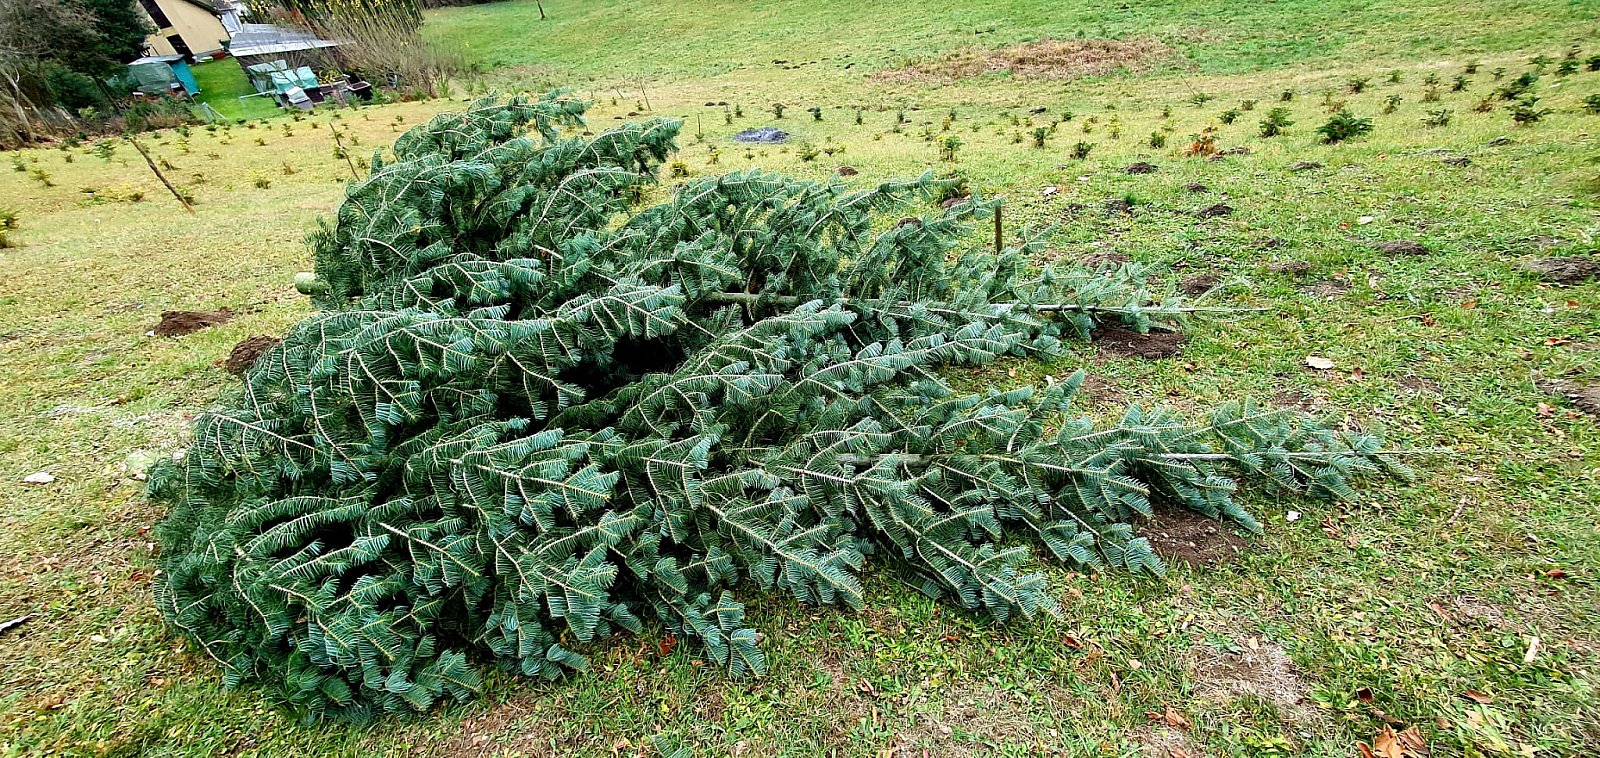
xmin=1144 ymin=708 xmax=1190 ymax=728
xmin=1461 ymin=689 xmax=1493 ymax=704
xmin=1364 ymin=725 xmax=1430 ymax=758
xmin=657 ymin=633 xmax=677 ymax=657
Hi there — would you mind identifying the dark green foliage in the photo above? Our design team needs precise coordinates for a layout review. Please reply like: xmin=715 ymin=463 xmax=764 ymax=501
xmin=1496 ymin=71 xmax=1538 ymax=101
xmin=1315 ymin=110 xmax=1374 ymax=143
xmin=150 ymin=94 xmax=1404 ymax=722
xmin=1508 ymin=95 xmax=1551 ymax=125
xmin=1583 ymin=95 xmax=1600 ymax=115
xmin=1421 ymin=108 xmax=1452 ymax=128
xmin=41 ymin=63 xmax=106 ymax=111
xmin=51 ymin=0 xmax=151 ymax=77
xmin=1258 ymin=107 xmax=1294 ymax=137
xmin=1070 ymin=141 xmax=1093 ymax=159
xmin=1218 ymin=108 xmax=1240 ymax=125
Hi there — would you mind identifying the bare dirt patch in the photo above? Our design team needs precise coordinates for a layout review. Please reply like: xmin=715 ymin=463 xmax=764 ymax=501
xmin=150 ymin=307 xmax=233 ymax=337
xmin=222 ymin=336 xmax=282 ymax=375
xmin=891 ymin=684 xmax=1069 ymax=756
xmin=1136 ymin=724 xmax=1207 ymax=757
xmin=1191 ymin=639 xmax=1310 ymax=719
xmin=1125 ymin=161 xmax=1159 ymax=174
xmin=1538 ymin=379 xmax=1600 ymax=417
xmin=875 ymin=38 xmax=1174 ymax=84
xmin=1142 ymin=508 xmax=1251 ymax=567
xmin=1093 ymin=323 xmax=1185 ymax=359
xmin=1067 ymin=249 xmax=1131 ymax=269
xmin=1179 ymin=274 xmax=1221 ymax=296
xmin=1271 ymin=388 xmax=1319 ymax=413
xmin=1302 ymin=279 xmax=1350 ymax=298
xmin=1195 ymin=202 xmax=1233 ymax=218
xmin=1520 ymin=256 xmax=1600 ymax=283
xmin=1376 ymin=240 xmax=1429 ymax=256
xmin=1074 ymin=373 xmax=1126 ymax=409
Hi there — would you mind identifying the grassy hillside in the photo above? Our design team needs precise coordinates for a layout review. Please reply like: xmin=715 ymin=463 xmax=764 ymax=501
xmin=426 ymin=0 xmax=1594 ymax=87
xmin=1 ymin=1 xmax=1598 ymax=755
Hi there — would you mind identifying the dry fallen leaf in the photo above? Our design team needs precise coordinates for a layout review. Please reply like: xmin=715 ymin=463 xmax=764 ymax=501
xmin=1461 ymin=689 xmax=1494 ymax=704
xmin=1306 ymin=355 xmax=1335 ymax=370
xmin=1163 ymin=708 xmax=1190 ymax=729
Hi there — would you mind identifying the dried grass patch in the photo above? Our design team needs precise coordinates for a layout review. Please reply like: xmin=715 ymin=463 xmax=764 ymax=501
xmin=875 ymin=38 xmax=1175 ymax=84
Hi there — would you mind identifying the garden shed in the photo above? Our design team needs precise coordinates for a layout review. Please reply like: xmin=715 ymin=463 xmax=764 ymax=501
xmin=227 ymin=22 xmax=343 ymax=70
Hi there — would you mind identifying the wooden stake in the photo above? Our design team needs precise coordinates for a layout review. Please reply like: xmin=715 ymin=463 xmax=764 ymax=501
xmin=125 ymin=135 xmax=192 ymax=213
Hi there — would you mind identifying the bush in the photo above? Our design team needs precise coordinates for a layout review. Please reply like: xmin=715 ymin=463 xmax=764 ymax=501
xmin=41 ymin=63 xmax=106 ymax=111
xmin=150 ymin=95 xmax=1403 ymax=722
xmin=1315 ymin=110 xmax=1374 ymax=143
xmin=1258 ymin=108 xmax=1294 ymax=137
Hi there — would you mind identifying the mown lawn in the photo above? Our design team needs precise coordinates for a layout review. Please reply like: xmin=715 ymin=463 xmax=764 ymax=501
xmin=190 ymin=60 xmax=284 ymax=123
xmin=2 ymin=0 xmax=1599 ymax=755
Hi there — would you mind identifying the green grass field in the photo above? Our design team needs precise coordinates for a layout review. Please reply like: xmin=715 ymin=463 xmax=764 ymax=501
xmin=190 ymin=61 xmax=284 ymax=123
xmin=2 ymin=0 xmax=1599 ymax=755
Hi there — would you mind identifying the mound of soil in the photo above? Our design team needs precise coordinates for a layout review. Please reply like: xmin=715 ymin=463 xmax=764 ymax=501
xmin=223 ymin=336 xmax=282 ymax=375
xmin=1104 ymin=197 xmax=1134 ymax=215
xmin=1196 ymin=202 xmax=1233 ymax=218
xmin=835 ymin=165 xmax=859 ymax=176
xmin=1218 ymin=146 xmax=1253 ymax=157
xmin=941 ymin=195 xmax=972 ymax=210
xmin=1520 ymin=256 xmax=1600 ymax=283
xmin=1376 ymin=240 xmax=1429 ymax=256
xmin=1124 ymin=161 xmax=1158 ymax=174
xmin=732 ymin=127 xmax=789 ymax=144
xmin=1093 ymin=322 xmax=1185 ymax=359
xmin=1287 ymin=161 xmax=1323 ymax=172
xmin=1141 ymin=508 xmax=1250 ymax=567
xmin=1183 ymin=181 xmax=1210 ymax=193
xmin=1441 ymin=155 xmax=1472 ymax=167
xmin=874 ymin=37 xmax=1174 ymax=84
xmin=151 ymin=308 xmax=233 ymax=337
xmin=1080 ymin=250 xmax=1132 ymax=269
xmin=1180 ymin=274 xmax=1221 ymax=295
xmin=1538 ymin=379 xmax=1600 ymax=417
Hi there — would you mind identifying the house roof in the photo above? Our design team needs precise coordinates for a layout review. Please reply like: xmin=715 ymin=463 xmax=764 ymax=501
xmin=227 ymin=22 xmax=341 ymax=58
xmin=176 ymin=0 xmax=221 ymax=15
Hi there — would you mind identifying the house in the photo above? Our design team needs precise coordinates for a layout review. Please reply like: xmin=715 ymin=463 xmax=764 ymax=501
xmin=136 ymin=0 xmax=229 ymax=60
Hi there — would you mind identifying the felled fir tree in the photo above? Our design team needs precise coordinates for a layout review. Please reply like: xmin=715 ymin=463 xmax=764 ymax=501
xmin=150 ymin=92 xmax=1405 ymax=721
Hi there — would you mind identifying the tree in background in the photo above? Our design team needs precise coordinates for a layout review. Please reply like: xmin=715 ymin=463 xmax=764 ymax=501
xmin=0 ymin=0 xmax=150 ymax=145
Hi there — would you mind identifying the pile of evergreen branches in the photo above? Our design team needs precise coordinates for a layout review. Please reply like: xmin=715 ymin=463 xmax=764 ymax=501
xmin=150 ymin=93 xmax=1405 ymax=721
